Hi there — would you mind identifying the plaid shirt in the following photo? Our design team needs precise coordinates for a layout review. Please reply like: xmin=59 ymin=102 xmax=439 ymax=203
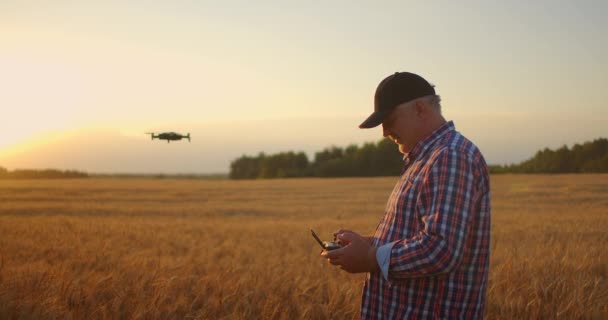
xmin=361 ymin=121 xmax=491 ymax=319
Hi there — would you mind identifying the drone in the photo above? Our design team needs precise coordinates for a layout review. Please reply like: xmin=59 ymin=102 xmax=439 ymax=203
xmin=145 ymin=132 xmax=191 ymax=143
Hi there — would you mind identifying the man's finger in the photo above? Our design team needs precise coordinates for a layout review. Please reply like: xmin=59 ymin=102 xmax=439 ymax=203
xmin=323 ymin=248 xmax=345 ymax=259
xmin=333 ymin=229 xmax=352 ymax=237
xmin=337 ymin=231 xmax=358 ymax=243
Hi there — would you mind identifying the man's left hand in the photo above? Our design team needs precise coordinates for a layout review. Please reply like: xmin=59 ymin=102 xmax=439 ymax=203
xmin=320 ymin=231 xmax=379 ymax=273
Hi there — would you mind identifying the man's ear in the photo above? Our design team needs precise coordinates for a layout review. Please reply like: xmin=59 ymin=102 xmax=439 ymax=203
xmin=414 ymin=99 xmax=427 ymax=118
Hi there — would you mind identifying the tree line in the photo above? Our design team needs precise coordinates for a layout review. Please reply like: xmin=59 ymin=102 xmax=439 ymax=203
xmin=230 ymin=137 xmax=608 ymax=179
xmin=489 ymin=137 xmax=608 ymax=173
xmin=230 ymin=139 xmax=405 ymax=179
xmin=0 ymin=167 xmax=88 ymax=179
xmin=1 ymin=137 xmax=605 ymax=179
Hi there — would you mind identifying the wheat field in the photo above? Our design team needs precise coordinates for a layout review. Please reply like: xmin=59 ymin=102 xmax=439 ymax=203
xmin=0 ymin=175 xmax=606 ymax=319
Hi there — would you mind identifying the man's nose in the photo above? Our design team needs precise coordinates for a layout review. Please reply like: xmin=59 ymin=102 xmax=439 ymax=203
xmin=382 ymin=124 xmax=390 ymax=137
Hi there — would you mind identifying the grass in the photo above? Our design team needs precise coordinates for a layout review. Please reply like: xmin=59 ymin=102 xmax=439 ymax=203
xmin=0 ymin=175 xmax=606 ymax=319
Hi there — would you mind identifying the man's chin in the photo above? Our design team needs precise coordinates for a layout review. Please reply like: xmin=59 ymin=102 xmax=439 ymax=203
xmin=398 ymin=145 xmax=407 ymax=154
xmin=398 ymin=144 xmax=410 ymax=155
xmin=389 ymin=139 xmax=408 ymax=154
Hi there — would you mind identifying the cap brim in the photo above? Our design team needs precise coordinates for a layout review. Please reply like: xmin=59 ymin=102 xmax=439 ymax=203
xmin=359 ymin=109 xmax=391 ymax=129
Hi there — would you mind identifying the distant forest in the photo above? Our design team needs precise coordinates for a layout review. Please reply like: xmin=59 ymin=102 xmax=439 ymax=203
xmin=1 ymin=138 xmax=606 ymax=179
xmin=0 ymin=168 xmax=88 ymax=179
xmin=229 ymin=137 xmax=608 ymax=179
xmin=490 ymin=137 xmax=608 ymax=174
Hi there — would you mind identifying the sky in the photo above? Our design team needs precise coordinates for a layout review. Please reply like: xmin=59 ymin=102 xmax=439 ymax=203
xmin=1 ymin=1 xmax=607 ymax=174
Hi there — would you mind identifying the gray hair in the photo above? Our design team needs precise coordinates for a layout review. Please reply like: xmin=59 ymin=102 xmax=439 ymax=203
xmin=426 ymin=94 xmax=442 ymax=114
xmin=399 ymin=94 xmax=443 ymax=114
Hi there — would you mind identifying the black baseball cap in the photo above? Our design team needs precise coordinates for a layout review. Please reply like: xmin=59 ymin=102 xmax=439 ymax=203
xmin=359 ymin=72 xmax=435 ymax=129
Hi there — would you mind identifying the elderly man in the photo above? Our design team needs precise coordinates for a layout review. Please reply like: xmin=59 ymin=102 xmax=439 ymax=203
xmin=322 ymin=72 xmax=491 ymax=319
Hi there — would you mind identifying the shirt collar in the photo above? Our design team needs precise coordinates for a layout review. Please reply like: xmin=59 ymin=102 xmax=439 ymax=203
xmin=404 ymin=121 xmax=455 ymax=163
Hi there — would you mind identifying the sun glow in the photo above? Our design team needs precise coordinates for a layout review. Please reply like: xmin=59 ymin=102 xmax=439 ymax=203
xmin=0 ymin=131 xmax=71 ymax=161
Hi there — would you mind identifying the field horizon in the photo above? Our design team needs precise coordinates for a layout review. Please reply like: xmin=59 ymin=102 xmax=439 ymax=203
xmin=1 ymin=175 xmax=607 ymax=319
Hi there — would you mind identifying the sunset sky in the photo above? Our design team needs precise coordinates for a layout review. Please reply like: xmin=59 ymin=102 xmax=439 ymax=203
xmin=1 ymin=1 xmax=607 ymax=174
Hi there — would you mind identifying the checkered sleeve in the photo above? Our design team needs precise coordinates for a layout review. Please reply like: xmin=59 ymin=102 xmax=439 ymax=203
xmin=388 ymin=147 xmax=475 ymax=280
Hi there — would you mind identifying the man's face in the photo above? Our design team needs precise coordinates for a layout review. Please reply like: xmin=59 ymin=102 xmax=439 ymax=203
xmin=381 ymin=101 xmax=418 ymax=154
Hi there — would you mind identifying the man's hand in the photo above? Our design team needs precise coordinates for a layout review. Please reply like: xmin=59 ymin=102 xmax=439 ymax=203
xmin=320 ymin=231 xmax=379 ymax=273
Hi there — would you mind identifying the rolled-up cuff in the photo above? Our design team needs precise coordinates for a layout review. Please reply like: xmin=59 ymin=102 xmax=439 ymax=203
xmin=376 ymin=241 xmax=398 ymax=281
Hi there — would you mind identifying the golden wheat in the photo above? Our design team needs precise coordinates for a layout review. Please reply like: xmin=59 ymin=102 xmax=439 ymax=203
xmin=0 ymin=175 xmax=606 ymax=319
